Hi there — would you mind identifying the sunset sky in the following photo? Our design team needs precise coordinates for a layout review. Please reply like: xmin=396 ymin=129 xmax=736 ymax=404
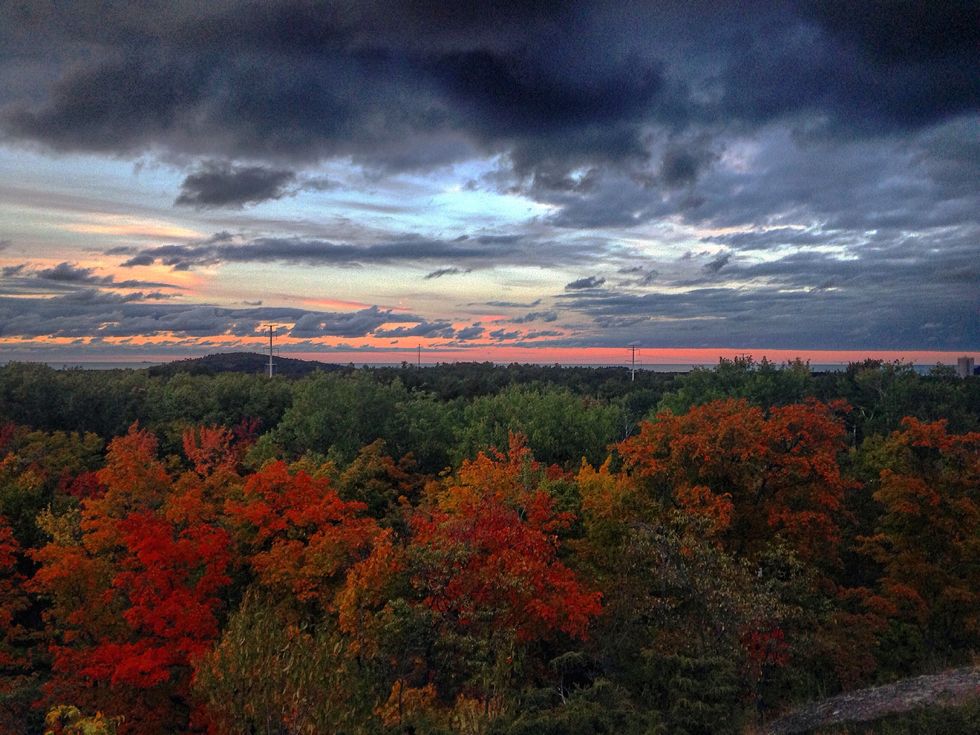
xmin=0 ymin=2 xmax=977 ymax=365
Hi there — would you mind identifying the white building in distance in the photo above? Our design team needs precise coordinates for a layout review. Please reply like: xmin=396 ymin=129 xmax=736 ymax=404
xmin=956 ymin=356 xmax=975 ymax=378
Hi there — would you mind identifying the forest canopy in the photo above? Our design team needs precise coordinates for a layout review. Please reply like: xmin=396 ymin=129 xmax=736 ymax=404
xmin=0 ymin=357 xmax=977 ymax=734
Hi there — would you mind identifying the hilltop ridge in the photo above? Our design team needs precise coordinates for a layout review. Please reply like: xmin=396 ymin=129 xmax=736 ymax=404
xmin=146 ymin=351 xmax=344 ymax=377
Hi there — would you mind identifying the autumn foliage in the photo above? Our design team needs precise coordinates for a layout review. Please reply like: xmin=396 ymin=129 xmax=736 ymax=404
xmin=618 ymin=398 xmax=853 ymax=563
xmin=0 ymin=370 xmax=977 ymax=734
xmin=31 ymin=427 xmax=237 ymax=734
xmin=858 ymin=419 xmax=980 ymax=652
xmin=411 ymin=437 xmax=602 ymax=643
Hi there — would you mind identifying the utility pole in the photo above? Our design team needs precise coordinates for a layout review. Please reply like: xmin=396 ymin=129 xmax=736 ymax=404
xmin=267 ymin=325 xmax=274 ymax=378
xmin=417 ymin=344 xmax=421 ymax=369
xmin=628 ymin=343 xmax=638 ymax=382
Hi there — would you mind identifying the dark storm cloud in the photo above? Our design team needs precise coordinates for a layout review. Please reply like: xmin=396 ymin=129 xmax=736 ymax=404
xmin=175 ymin=161 xmax=297 ymax=209
xmin=659 ymin=142 xmax=718 ymax=188
xmin=706 ymin=2 xmax=980 ymax=137
xmin=565 ymin=276 xmax=605 ymax=291
xmin=2 ymin=1 xmax=975 ymax=175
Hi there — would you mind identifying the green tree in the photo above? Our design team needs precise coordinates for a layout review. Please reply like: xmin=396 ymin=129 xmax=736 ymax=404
xmin=658 ymin=356 xmax=815 ymax=415
xmin=455 ymin=385 xmax=622 ymax=467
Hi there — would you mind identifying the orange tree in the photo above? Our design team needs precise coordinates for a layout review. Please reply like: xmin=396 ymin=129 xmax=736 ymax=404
xmin=392 ymin=435 xmax=602 ymax=728
xmin=610 ymin=399 xmax=863 ymax=715
xmin=31 ymin=425 xmax=243 ymax=735
xmin=325 ymin=436 xmax=603 ymax=732
xmin=617 ymin=398 xmax=853 ymax=567
xmin=196 ymin=457 xmax=384 ymax=733
xmin=858 ymin=418 xmax=980 ymax=670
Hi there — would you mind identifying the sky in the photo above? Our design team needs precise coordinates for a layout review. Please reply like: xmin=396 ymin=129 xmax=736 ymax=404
xmin=0 ymin=1 xmax=977 ymax=365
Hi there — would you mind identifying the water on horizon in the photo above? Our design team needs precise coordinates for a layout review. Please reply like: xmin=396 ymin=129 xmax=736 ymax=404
xmin=0 ymin=360 xmax=955 ymax=375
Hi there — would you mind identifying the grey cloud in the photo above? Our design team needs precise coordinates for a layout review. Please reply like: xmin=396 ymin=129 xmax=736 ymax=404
xmin=618 ymin=266 xmax=659 ymax=286
xmin=374 ymin=321 xmax=455 ymax=338
xmin=117 ymin=230 xmax=610 ymax=273
xmin=37 ymin=262 xmax=107 ymax=282
xmin=489 ymin=328 xmax=521 ymax=341
xmin=122 ymin=235 xmax=521 ymax=271
xmin=290 ymin=306 xmax=406 ymax=338
xmin=565 ymin=275 xmax=606 ymax=290
xmin=424 ymin=267 xmax=471 ymax=279
xmin=2 ymin=262 xmax=180 ymax=294
xmin=303 ymin=176 xmax=337 ymax=192
xmin=121 ymin=254 xmax=156 ymax=267
xmin=522 ymin=330 xmax=563 ymax=339
xmin=552 ymin=231 xmax=979 ymax=350
xmin=0 ymin=295 xmax=424 ymax=341
xmin=659 ymin=142 xmax=717 ymax=188
xmin=702 ymin=252 xmax=731 ymax=274
xmin=104 ymin=246 xmax=139 ymax=255
xmin=509 ymin=310 xmax=558 ymax=324
xmin=55 ymin=289 xmax=175 ymax=304
xmin=453 ymin=325 xmax=484 ymax=341
xmin=175 ymin=161 xmax=297 ymax=209
xmin=480 ymin=299 xmax=542 ymax=308
xmin=704 ymin=228 xmax=851 ymax=252
xmin=684 ymin=126 xmax=979 ymax=233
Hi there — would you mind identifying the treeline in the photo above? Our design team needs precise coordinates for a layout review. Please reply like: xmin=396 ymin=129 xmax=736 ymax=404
xmin=1 ymin=358 xmax=977 ymax=465
xmin=0 ymin=358 xmax=978 ymax=734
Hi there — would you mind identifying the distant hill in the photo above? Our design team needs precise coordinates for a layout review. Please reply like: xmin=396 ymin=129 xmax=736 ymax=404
xmin=147 ymin=352 xmax=345 ymax=378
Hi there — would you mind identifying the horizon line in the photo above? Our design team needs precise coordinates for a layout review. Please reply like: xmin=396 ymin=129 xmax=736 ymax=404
xmin=2 ymin=346 xmax=976 ymax=367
